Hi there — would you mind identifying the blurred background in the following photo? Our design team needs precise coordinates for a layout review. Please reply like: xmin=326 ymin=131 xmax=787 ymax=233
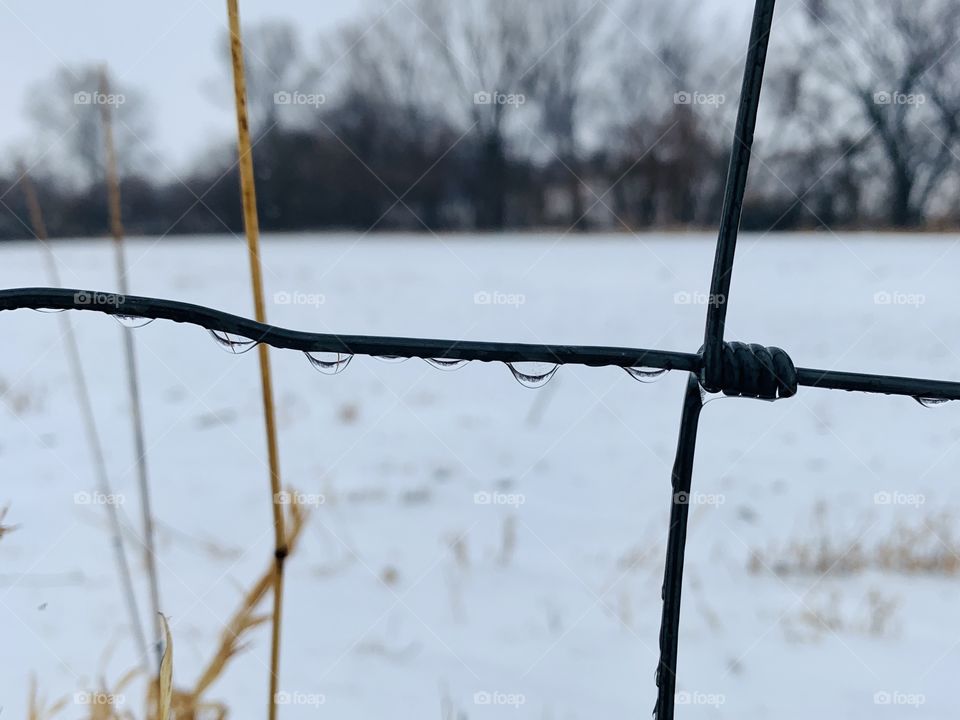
xmin=4 ymin=0 xmax=960 ymax=236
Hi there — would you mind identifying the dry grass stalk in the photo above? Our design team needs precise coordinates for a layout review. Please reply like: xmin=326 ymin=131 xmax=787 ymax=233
xmin=223 ymin=3 xmax=288 ymax=718
xmin=18 ymin=162 xmax=150 ymax=667
xmin=97 ymin=67 xmax=164 ymax=671
xmin=144 ymin=497 xmax=306 ymax=720
xmin=84 ymin=667 xmax=141 ymax=720
xmin=498 ymin=515 xmax=516 ymax=566
xmin=27 ymin=675 xmax=68 ymax=720
xmin=158 ymin=615 xmax=173 ymax=720
xmin=0 ymin=505 xmax=17 ymax=540
xmin=28 ymin=496 xmax=306 ymax=720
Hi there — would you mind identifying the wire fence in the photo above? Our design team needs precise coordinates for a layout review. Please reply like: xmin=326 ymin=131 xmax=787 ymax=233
xmin=4 ymin=0 xmax=959 ymax=717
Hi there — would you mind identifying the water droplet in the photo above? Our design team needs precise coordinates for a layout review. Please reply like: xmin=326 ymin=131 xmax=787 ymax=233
xmin=624 ymin=366 xmax=668 ymax=383
xmin=32 ymin=307 xmax=66 ymax=313
xmin=698 ymin=387 xmax=729 ymax=406
xmin=374 ymin=355 xmax=409 ymax=364
xmin=305 ymin=351 xmax=353 ymax=375
xmin=113 ymin=314 xmax=155 ymax=329
xmin=209 ymin=329 xmax=257 ymax=354
xmin=506 ymin=361 xmax=559 ymax=388
xmin=914 ymin=396 xmax=952 ymax=408
xmin=424 ymin=357 xmax=469 ymax=371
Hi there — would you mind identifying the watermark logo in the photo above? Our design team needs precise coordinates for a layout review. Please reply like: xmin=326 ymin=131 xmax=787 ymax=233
xmin=674 ymin=91 xmax=725 ymax=107
xmin=873 ymin=91 xmax=925 ymax=107
xmin=873 ymin=290 xmax=925 ymax=308
xmin=274 ymin=490 xmax=325 ymax=507
xmin=474 ymin=290 xmax=526 ymax=308
xmin=274 ymin=691 xmax=326 ymax=707
xmin=874 ymin=491 xmax=925 ymax=508
xmin=674 ymin=291 xmax=726 ymax=307
xmin=74 ymin=692 xmax=125 ymax=706
xmin=474 ymin=91 xmax=526 ymax=108
xmin=74 ymin=290 xmax=125 ymax=307
xmin=274 ymin=90 xmax=326 ymax=108
xmin=74 ymin=91 xmax=125 ymax=106
xmin=474 ymin=491 xmax=525 ymax=508
xmin=873 ymin=690 xmax=925 ymax=707
xmin=473 ymin=691 xmax=526 ymax=708
xmin=74 ymin=491 xmax=125 ymax=506
xmin=675 ymin=691 xmax=725 ymax=708
xmin=273 ymin=291 xmax=326 ymax=308
xmin=673 ymin=491 xmax=725 ymax=507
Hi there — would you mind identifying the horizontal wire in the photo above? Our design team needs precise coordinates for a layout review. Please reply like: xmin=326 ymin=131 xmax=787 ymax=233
xmin=795 ymin=367 xmax=960 ymax=401
xmin=0 ymin=288 xmax=699 ymax=371
xmin=2 ymin=287 xmax=959 ymax=401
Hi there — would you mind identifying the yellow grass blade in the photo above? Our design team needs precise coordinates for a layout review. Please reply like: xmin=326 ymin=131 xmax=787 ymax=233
xmin=158 ymin=614 xmax=173 ymax=720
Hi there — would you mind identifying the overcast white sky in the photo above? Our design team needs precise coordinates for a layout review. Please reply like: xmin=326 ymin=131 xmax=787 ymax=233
xmin=2 ymin=0 xmax=748 ymax=176
xmin=1 ymin=0 xmax=361 ymax=174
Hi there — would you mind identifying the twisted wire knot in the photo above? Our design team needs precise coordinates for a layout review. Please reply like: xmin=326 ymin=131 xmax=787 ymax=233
xmin=701 ymin=341 xmax=797 ymax=399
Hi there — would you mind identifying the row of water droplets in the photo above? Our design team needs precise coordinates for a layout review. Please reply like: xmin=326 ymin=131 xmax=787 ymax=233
xmin=206 ymin=328 xmax=667 ymax=388
xmin=36 ymin=307 xmax=157 ymax=331
xmin=203 ymin=329 xmax=958 ymax=401
xmin=28 ymin=310 xmax=959 ymax=402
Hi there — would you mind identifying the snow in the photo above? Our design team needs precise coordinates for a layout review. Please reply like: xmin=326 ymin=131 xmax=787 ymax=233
xmin=2 ymin=232 xmax=960 ymax=718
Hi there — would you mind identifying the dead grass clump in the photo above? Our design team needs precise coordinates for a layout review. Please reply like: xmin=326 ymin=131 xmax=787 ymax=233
xmin=27 ymin=676 xmax=67 ymax=720
xmin=41 ymin=493 xmax=307 ymax=720
xmin=783 ymin=589 xmax=900 ymax=641
xmin=148 ymin=496 xmax=306 ymax=720
xmin=749 ymin=508 xmax=960 ymax=578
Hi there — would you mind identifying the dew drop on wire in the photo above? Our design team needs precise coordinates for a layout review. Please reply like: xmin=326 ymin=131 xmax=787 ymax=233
xmin=506 ymin=361 xmax=559 ymax=388
xmin=374 ymin=355 xmax=409 ymax=364
xmin=424 ymin=357 xmax=469 ymax=371
xmin=914 ymin=396 xmax=952 ymax=408
xmin=32 ymin=307 xmax=66 ymax=313
xmin=113 ymin=314 xmax=155 ymax=329
xmin=208 ymin=329 xmax=257 ymax=354
xmin=305 ymin=351 xmax=353 ymax=375
xmin=624 ymin=367 xmax=668 ymax=383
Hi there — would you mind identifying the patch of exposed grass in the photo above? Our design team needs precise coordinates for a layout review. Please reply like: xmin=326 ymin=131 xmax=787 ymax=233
xmin=750 ymin=506 xmax=960 ymax=578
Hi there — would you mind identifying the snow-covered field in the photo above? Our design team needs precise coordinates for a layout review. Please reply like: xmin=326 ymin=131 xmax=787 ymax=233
xmin=2 ymin=232 xmax=960 ymax=718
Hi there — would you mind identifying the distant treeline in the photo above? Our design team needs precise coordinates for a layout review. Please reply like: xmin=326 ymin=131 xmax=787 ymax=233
xmin=4 ymin=0 xmax=960 ymax=239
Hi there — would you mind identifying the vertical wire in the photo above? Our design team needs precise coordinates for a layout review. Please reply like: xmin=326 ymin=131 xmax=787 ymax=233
xmin=653 ymin=375 xmax=704 ymax=719
xmin=702 ymin=0 xmax=777 ymax=391
xmin=658 ymin=3 xmax=778 ymax=716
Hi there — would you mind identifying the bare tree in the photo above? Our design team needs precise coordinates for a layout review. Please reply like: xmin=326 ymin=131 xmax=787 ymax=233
xmin=605 ymin=0 xmax=733 ymax=227
xmin=402 ymin=0 xmax=540 ymax=229
xmin=525 ymin=0 xmax=608 ymax=229
xmin=26 ymin=65 xmax=152 ymax=189
xmin=798 ymin=0 xmax=960 ymax=227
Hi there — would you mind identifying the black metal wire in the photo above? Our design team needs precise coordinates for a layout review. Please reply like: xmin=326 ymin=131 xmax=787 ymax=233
xmin=702 ymin=0 xmax=777 ymax=393
xmin=659 ymin=2 xmax=772 ymax=718
xmin=654 ymin=375 xmax=704 ymax=720
xmin=0 ymin=288 xmax=700 ymax=371
xmin=2 ymin=287 xmax=959 ymax=401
